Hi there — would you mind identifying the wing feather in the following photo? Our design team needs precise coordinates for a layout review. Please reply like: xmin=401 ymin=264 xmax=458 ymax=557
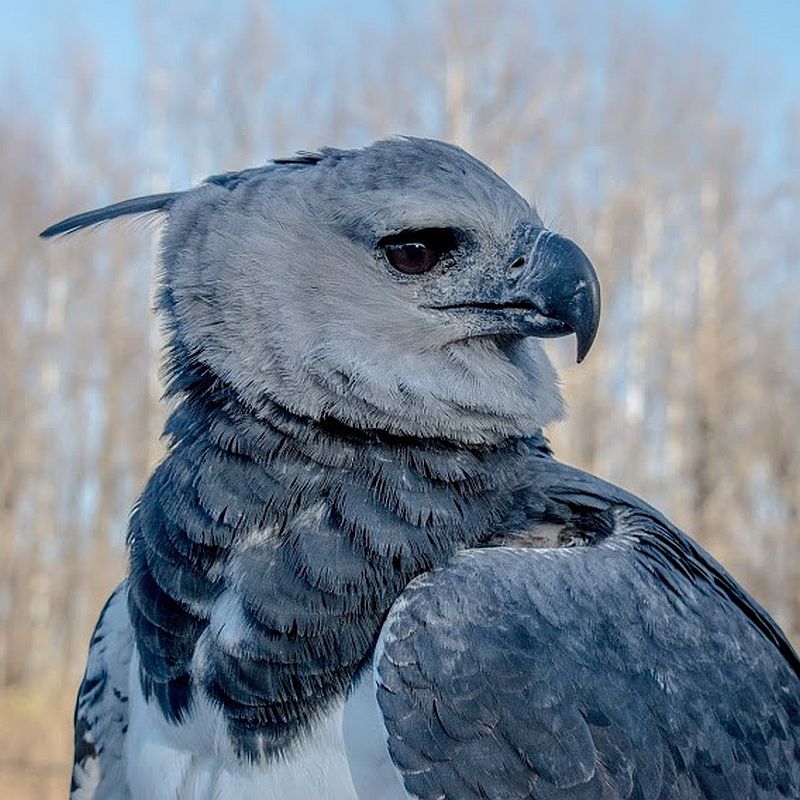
xmin=375 ymin=489 xmax=800 ymax=800
xmin=71 ymin=583 xmax=133 ymax=800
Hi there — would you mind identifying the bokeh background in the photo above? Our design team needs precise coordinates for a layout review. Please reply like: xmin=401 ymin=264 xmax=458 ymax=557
xmin=2 ymin=0 xmax=799 ymax=796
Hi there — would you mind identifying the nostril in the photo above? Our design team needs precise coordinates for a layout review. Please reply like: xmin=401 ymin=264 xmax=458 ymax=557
xmin=506 ymin=257 xmax=526 ymax=278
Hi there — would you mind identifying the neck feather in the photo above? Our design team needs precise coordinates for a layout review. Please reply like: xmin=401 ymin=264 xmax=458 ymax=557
xmin=127 ymin=369 xmax=548 ymax=761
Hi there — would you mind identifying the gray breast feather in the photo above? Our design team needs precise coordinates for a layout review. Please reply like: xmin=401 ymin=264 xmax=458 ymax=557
xmin=71 ymin=583 xmax=132 ymax=800
xmin=375 ymin=527 xmax=800 ymax=800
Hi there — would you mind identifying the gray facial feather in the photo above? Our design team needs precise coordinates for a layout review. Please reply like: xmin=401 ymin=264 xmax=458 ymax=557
xmin=158 ymin=137 xmax=563 ymax=444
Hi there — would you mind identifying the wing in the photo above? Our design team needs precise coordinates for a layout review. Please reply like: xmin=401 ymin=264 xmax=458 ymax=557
xmin=71 ymin=583 xmax=133 ymax=800
xmin=374 ymin=473 xmax=800 ymax=800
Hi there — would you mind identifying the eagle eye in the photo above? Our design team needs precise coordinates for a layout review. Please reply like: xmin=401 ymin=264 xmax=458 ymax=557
xmin=380 ymin=228 xmax=459 ymax=275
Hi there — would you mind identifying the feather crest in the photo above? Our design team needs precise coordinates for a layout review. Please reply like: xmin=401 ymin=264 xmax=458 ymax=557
xmin=40 ymin=192 xmax=179 ymax=238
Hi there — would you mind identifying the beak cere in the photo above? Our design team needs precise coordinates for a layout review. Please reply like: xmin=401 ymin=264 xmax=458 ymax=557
xmin=508 ymin=231 xmax=602 ymax=363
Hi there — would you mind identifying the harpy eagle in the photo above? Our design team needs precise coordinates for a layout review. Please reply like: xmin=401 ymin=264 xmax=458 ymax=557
xmin=43 ymin=138 xmax=800 ymax=799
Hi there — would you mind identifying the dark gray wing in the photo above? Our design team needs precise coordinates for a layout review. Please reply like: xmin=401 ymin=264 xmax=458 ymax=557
xmin=376 ymin=497 xmax=800 ymax=799
xmin=70 ymin=583 xmax=132 ymax=800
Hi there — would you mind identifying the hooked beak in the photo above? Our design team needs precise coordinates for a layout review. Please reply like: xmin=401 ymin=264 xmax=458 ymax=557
xmin=512 ymin=231 xmax=601 ymax=363
xmin=431 ymin=230 xmax=601 ymax=363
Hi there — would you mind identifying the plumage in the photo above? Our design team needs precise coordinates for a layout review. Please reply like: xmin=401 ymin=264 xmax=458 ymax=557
xmin=40 ymin=193 xmax=180 ymax=238
xmin=376 ymin=469 xmax=800 ymax=800
xmin=46 ymin=137 xmax=799 ymax=799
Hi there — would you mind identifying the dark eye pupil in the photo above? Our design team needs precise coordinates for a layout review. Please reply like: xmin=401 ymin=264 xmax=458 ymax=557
xmin=380 ymin=228 xmax=459 ymax=275
xmin=385 ymin=242 xmax=438 ymax=274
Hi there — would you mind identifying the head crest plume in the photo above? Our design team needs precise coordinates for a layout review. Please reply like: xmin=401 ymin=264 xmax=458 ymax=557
xmin=39 ymin=192 xmax=185 ymax=239
xmin=39 ymin=154 xmax=327 ymax=239
xmin=40 ymin=192 xmax=180 ymax=238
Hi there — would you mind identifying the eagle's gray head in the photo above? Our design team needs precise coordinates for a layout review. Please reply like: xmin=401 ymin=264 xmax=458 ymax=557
xmin=43 ymin=137 xmax=600 ymax=445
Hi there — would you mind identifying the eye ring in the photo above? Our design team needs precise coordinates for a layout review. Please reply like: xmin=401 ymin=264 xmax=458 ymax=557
xmin=379 ymin=228 xmax=460 ymax=276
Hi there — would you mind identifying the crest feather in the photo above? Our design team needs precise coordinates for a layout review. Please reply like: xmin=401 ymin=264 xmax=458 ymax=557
xmin=40 ymin=192 xmax=179 ymax=238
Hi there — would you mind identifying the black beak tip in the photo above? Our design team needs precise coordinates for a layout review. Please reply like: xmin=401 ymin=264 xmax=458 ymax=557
xmin=564 ymin=249 xmax=601 ymax=364
xmin=574 ymin=288 xmax=601 ymax=363
xmin=575 ymin=331 xmax=595 ymax=364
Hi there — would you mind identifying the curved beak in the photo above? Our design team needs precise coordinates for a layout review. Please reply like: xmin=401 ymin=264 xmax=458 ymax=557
xmin=513 ymin=231 xmax=601 ymax=363
xmin=430 ymin=229 xmax=601 ymax=363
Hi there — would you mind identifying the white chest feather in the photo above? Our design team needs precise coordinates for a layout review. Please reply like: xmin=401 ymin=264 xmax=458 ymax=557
xmin=125 ymin=649 xmax=369 ymax=800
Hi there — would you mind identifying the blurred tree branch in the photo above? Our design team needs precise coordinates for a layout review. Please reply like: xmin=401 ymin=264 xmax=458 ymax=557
xmin=0 ymin=7 xmax=798 ymax=793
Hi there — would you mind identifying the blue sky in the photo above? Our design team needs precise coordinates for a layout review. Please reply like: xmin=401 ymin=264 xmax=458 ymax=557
xmin=5 ymin=0 xmax=800 ymax=96
xmin=3 ymin=0 xmax=798 ymax=169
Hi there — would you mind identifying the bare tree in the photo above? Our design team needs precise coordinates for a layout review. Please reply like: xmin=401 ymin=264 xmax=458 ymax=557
xmin=1 ymin=2 xmax=798 ymax=795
